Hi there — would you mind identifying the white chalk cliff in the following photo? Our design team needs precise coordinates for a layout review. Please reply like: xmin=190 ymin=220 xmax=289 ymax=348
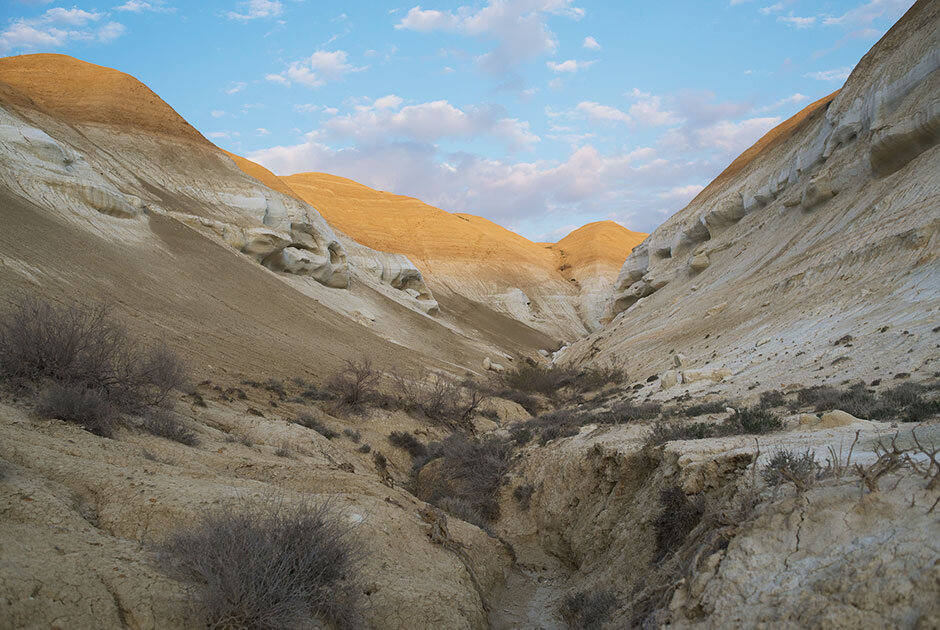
xmin=562 ymin=1 xmax=940 ymax=395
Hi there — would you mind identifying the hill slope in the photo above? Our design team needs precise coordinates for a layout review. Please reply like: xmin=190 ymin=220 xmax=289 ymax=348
xmin=281 ymin=172 xmax=645 ymax=334
xmin=0 ymin=54 xmax=558 ymax=381
xmin=561 ymin=0 xmax=940 ymax=397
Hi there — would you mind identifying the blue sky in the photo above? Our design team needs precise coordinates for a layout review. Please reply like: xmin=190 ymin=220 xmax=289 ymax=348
xmin=1 ymin=0 xmax=915 ymax=240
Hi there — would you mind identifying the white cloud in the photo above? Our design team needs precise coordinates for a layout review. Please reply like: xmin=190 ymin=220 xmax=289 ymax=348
xmin=628 ymin=90 xmax=680 ymax=126
xmin=0 ymin=8 xmax=125 ymax=52
xmin=778 ymin=14 xmax=816 ymax=27
xmin=692 ymin=117 xmax=780 ymax=152
xmin=546 ymin=59 xmax=594 ymax=73
xmin=265 ymin=50 xmax=365 ymax=88
xmin=760 ymin=2 xmax=785 ymax=14
xmin=804 ymin=67 xmax=852 ymax=81
xmin=227 ymin=0 xmax=282 ymax=21
xmin=373 ymin=94 xmax=404 ymax=109
xmin=582 ymin=35 xmax=600 ymax=50
xmin=211 ymin=110 xmax=226 ymax=118
xmin=575 ymin=101 xmax=630 ymax=124
xmin=320 ymin=98 xmax=539 ymax=150
xmin=822 ymin=0 xmax=914 ymax=27
xmin=758 ymin=92 xmax=809 ymax=112
xmin=225 ymin=81 xmax=248 ymax=94
xmin=396 ymin=1 xmax=585 ymax=72
xmin=115 ymin=0 xmax=174 ymax=13
xmin=659 ymin=184 xmax=705 ymax=205
xmin=256 ymin=127 xmax=270 ymax=135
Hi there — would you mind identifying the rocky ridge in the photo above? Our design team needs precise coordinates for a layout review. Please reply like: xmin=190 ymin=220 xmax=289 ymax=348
xmin=561 ymin=1 xmax=940 ymax=398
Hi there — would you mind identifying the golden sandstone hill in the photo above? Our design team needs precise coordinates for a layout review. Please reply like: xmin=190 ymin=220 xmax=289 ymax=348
xmin=0 ymin=53 xmax=570 ymax=382
xmin=281 ymin=172 xmax=646 ymax=334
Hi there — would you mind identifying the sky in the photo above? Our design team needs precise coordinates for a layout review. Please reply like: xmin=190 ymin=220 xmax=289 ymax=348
xmin=0 ymin=0 xmax=916 ymax=240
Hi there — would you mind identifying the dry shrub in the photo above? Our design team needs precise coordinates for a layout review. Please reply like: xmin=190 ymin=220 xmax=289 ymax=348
xmin=412 ymin=434 xmax=512 ymax=523
xmin=0 ymin=296 xmax=188 ymax=433
xmin=682 ymin=400 xmax=728 ymax=417
xmin=294 ymin=412 xmax=337 ymax=439
xmin=645 ymin=421 xmax=718 ymax=447
xmin=724 ymin=406 xmax=782 ymax=434
xmin=513 ymin=483 xmax=535 ymax=510
xmin=391 ymin=370 xmax=486 ymax=429
xmin=141 ymin=409 xmax=199 ymax=446
xmin=328 ymin=358 xmax=379 ymax=407
xmin=560 ymin=589 xmax=618 ymax=630
xmin=388 ymin=431 xmax=427 ymax=458
xmin=161 ymin=496 xmax=362 ymax=630
xmin=36 ymin=382 xmax=116 ymax=437
xmin=653 ymin=486 xmax=705 ymax=561
xmin=500 ymin=363 xmax=574 ymax=396
xmin=761 ymin=449 xmax=820 ymax=488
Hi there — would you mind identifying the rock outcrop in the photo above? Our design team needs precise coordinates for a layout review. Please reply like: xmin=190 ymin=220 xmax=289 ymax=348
xmin=562 ymin=1 xmax=940 ymax=396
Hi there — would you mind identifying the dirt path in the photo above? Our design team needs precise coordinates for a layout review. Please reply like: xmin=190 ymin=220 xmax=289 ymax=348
xmin=487 ymin=566 xmax=569 ymax=630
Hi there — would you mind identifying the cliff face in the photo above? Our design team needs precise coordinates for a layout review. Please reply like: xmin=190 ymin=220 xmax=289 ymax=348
xmin=560 ymin=1 xmax=940 ymax=397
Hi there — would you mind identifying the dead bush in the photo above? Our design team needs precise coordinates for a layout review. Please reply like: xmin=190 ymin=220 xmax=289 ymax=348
xmin=500 ymin=363 xmax=576 ymax=397
xmin=602 ymin=400 xmax=662 ymax=423
xmin=391 ymin=371 xmax=486 ymax=430
xmin=560 ymin=589 xmax=618 ymax=630
xmin=645 ymin=420 xmax=718 ymax=447
xmin=36 ymin=382 xmax=115 ymax=437
xmin=723 ymin=406 xmax=782 ymax=435
xmin=141 ymin=409 xmax=198 ymax=446
xmin=161 ymin=496 xmax=362 ymax=630
xmin=513 ymin=483 xmax=535 ymax=510
xmin=328 ymin=358 xmax=379 ymax=407
xmin=758 ymin=390 xmax=787 ymax=409
xmin=388 ymin=431 xmax=427 ymax=459
xmin=294 ymin=412 xmax=337 ymax=439
xmin=653 ymin=486 xmax=704 ymax=561
xmin=761 ymin=449 xmax=820 ymax=489
xmin=0 ymin=296 xmax=188 ymax=430
xmin=412 ymin=434 xmax=512 ymax=523
xmin=682 ymin=400 xmax=728 ymax=417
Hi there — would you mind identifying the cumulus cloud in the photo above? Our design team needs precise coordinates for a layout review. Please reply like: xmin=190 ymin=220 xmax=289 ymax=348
xmin=778 ymin=14 xmax=816 ymax=27
xmin=319 ymin=98 xmax=539 ymax=150
xmin=0 ymin=7 xmax=125 ymax=52
xmin=758 ymin=92 xmax=809 ymax=112
xmin=582 ymin=35 xmax=600 ymax=49
xmin=265 ymin=50 xmax=365 ymax=88
xmin=227 ymin=0 xmax=282 ymax=21
xmin=627 ymin=89 xmax=681 ymax=126
xmin=574 ymin=101 xmax=630 ymax=124
xmin=822 ymin=0 xmax=914 ymax=27
xmin=804 ymin=67 xmax=852 ymax=81
xmin=546 ymin=59 xmax=594 ymax=72
xmin=115 ymin=0 xmax=174 ymax=13
xmin=395 ymin=0 xmax=585 ymax=72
